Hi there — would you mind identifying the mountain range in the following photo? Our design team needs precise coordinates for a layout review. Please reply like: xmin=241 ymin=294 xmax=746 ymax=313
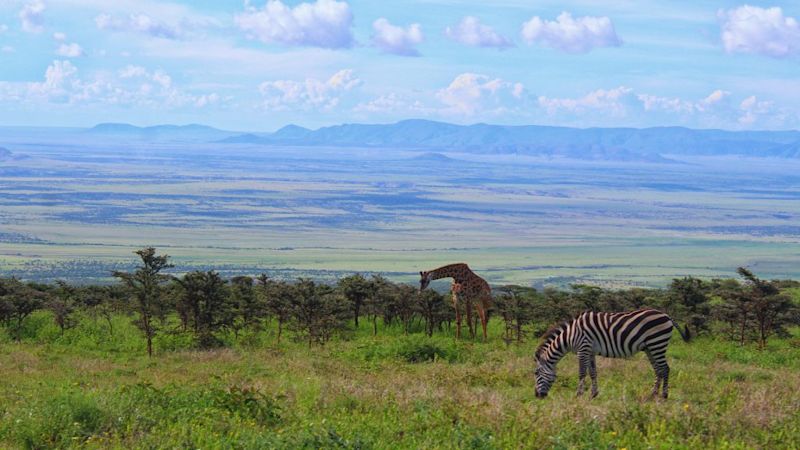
xmin=87 ymin=120 xmax=800 ymax=160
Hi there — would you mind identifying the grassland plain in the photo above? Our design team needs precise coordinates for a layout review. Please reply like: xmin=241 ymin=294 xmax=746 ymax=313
xmin=2 ymin=137 xmax=800 ymax=286
xmin=1 ymin=312 xmax=799 ymax=449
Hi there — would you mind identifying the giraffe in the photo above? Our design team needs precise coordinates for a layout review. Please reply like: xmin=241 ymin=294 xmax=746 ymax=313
xmin=419 ymin=263 xmax=491 ymax=340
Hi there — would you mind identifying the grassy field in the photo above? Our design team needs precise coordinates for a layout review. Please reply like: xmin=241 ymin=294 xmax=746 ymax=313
xmin=3 ymin=137 xmax=800 ymax=286
xmin=1 ymin=313 xmax=799 ymax=449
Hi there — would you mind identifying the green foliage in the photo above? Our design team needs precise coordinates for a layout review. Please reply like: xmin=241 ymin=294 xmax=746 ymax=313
xmin=290 ymin=278 xmax=350 ymax=346
xmin=175 ymin=270 xmax=231 ymax=348
xmin=112 ymin=247 xmax=174 ymax=356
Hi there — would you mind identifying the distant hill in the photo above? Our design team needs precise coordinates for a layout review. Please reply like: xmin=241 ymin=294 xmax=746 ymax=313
xmin=218 ymin=119 xmax=800 ymax=160
xmin=412 ymin=152 xmax=458 ymax=162
xmin=0 ymin=147 xmax=11 ymax=159
xmin=770 ymin=140 xmax=800 ymax=158
xmin=89 ymin=123 xmax=239 ymax=142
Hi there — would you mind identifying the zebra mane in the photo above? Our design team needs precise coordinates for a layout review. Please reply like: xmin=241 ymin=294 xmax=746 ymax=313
xmin=534 ymin=319 xmax=571 ymax=360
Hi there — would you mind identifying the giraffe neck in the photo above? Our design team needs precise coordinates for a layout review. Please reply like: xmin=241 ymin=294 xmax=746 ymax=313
xmin=428 ymin=263 xmax=471 ymax=283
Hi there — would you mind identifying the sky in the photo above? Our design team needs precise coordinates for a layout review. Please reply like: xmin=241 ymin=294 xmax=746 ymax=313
xmin=0 ymin=0 xmax=799 ymax=131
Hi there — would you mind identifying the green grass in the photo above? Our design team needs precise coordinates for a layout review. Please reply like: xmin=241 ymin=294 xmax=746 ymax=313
xmin=1 ymin=314 xmax=799 ymax=449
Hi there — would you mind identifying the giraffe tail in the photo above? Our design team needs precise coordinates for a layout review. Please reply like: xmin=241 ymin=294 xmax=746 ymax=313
xmin=670 ymin=318 xmax=691 ymax=342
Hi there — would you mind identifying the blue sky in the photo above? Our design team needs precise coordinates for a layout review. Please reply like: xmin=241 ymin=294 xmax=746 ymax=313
xmin=1 ymin=0 xmax=799 ymax=131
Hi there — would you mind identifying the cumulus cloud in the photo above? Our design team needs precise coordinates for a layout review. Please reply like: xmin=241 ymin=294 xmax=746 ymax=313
xmin=738 ymin=95 xmax=774 ymax=125
xmin=258 ymin=69 xmax=361 ymax=110
xmin=354 ymin=92 xmax=429 ymax=114
xmin=371 ymin=18 xmax=423 ymax=56
xmin=718 ymin=5 xmax=800 ymax=58
xmin=118 ymin=64 xmax=172 ymax=88
xmin=638 ymin=90 xmax=731 ymax=115
xmin=521 ymin=12 xmax=621 ymax=54
xmin=0 ymin=60 xmax=221 ymax=109
xmin=445 ymin=16 xmax=512 ymax=49
xmin=56 ymin=42 xmax=84 ymax=57
xmin=20 ymin=0 xmax=45 ymax=33
xmin=538 ymin=86 xmax=635 ymax=116
xmin=95 ymin=13 xmax=181 ymax=39
xmin=235 ymin=0 xmax=354 ymax=49
xmin=437 ymin=73 xmax=525 ymax=116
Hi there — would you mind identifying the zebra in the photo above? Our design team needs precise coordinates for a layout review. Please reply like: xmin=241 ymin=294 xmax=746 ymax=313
xmin=533 ymin=309 xmax=690 ymax=399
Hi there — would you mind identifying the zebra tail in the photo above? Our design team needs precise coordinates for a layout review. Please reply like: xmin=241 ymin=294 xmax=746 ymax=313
xmin=670 ymin=319 xmax=691 ymax=342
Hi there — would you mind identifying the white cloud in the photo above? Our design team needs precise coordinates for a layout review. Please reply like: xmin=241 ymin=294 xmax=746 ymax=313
xmin=538 ymin=86 xmax=635 ymax=116
xmin=19 ymin=0 xmax=45 ymax=33
xmin=354 ymin=92 xmax=429 ymax=114
xmin=0 ymin=60 xmax=220 ymax=109
xmin=258 ymin=69 xmax=361 ymax=110
xmin=437 ymin=73 xmax=525 ymax=116
xmin=117 ymin=64 xmax=172 ymax=88
xmin=696 ymin=89 xmax=731 ymax=112
xmin=235 ymin=0 xmax=353 ymax=49
xmin=445 ymin=16 xmax=513 ymax=49
xmin=53 ymin=31 xmax=66 ymax=41
xmin=738 ymin=95 xmax=773 ymax=125
xmin=718 ymin=6 xmax=800 ymax=58
xmin=371 ymin=18 xmax=423 ymax=56
xmin=521 ymin=12 xmax=621 ymax=54
xmin=638 ymin=89 xmax=732 ymax=115
xmin=56 ymin=42 xmax=84 ymax=57
xmin=95 ymin=13 xmax=181 ymax=39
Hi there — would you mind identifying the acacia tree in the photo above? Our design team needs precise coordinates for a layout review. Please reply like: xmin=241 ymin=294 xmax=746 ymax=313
xmin=49 ymin=280 xmax=81 ymax=336
xmin=230 ymin=275 xmax=264 ymax=338
xmin=737 ymin=268 xmax=797 ymax=349
xmin=665 ymin=276 xmax=711 ymax=335
xmin=177 ymin=270 xmax=231 ymax=348
xmin=82 ymin=285 xmax=121 ymax=336
xmin=392 ymin=284 xmax=417 ymax=335
xmin=417 ymin=287 xmax=449 ymax=337
xmin=495 ymin=285 xmax=537 ymax=344
xmin=113 ymin=247 xmax=173 ymax=356
xmin=338 ymin=274 xmax=372 ymax=328
xmin=362 ymin=275 xmax=391 ymax=336
xmin=257 ymin=274 xmax=292 ymax=343
xmin=290 ymin=278 xmax=348 ymax=346
xmin=0 ymin=278 xmax=46 ymax=341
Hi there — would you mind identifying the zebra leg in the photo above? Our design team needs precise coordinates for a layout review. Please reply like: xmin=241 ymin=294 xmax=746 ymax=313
xmin=577 ymin=357 xmax=586 ymax=397
xmin=661 ymin=363 xmax=670 ymax=399
xmin=589 ymin=354 xmax=599 ymax=399
xmin=644 ymin=348 xmax=665 ymax=399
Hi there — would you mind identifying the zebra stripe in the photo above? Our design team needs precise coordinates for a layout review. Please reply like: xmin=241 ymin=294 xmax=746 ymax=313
xmin=533 ymin=309 xmax=690 ymax=399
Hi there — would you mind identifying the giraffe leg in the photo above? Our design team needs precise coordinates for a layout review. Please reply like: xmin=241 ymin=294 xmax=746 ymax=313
xmin=465 ymin=298 xmax=475 ymax=339
xmin=451 ymin=292 xmax=461 ymax=339
xmin=475 ymin=298 xmax=488 ymax=341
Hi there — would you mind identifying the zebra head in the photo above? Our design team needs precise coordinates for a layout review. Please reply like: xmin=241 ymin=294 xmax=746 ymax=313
xmin=534 ymin=358 xmax=556 ymax=398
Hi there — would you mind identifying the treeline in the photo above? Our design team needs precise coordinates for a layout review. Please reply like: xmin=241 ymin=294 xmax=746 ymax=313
xmin=1 ymin=248 xmax=799 ymax=355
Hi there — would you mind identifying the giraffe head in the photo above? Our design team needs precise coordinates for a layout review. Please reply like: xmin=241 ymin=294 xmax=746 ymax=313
xmin=419 ymin=271 xmax=432 ymax=291
xmin=534 ymin=357 xmax=556 ymax=399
